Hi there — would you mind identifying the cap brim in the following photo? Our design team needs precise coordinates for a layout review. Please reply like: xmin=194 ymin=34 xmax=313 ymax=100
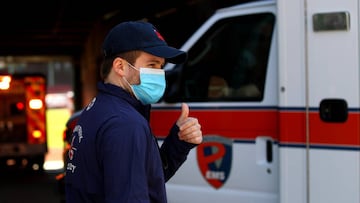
xmin=143 ymin=46 xmax=187 ymax=64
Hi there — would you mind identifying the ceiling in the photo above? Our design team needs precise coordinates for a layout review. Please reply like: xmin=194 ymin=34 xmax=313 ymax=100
xmin=0 ymin=0 xmax=251 ymax=57
xmin=0 ymin=0 xmax=173 ymax=56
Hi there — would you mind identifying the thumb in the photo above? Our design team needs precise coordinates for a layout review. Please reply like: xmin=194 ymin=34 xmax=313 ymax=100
xmin=177 ymin=103 xmax=189 ymax=125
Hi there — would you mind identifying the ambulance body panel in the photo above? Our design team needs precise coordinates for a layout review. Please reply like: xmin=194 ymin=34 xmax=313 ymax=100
xmin=151 ymin=0 xmax=360 ymax=202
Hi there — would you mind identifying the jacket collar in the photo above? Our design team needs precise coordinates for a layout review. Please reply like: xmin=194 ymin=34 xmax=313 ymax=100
xmin=97 ymin=82 xmax=151 ymax=121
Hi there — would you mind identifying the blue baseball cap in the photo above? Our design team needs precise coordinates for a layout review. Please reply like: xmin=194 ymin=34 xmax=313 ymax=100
xmin=102 ymin=21 xmax=187 ymax=64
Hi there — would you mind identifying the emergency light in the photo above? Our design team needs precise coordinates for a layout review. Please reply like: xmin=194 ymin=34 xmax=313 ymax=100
xmin=0 ymin=75 xmax=11 ymax=90
xmin=29 ymin=99 xmax=43 ymax=110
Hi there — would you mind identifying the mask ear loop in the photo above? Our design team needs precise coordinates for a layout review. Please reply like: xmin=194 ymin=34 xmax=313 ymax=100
xmin=122 ymin=60 xmax=138 ymax=86
xmin=122 ymin=76 xmax=139 ymax=100
xmin=122 ymin=62 xmax=140 ymax=100
xmin=127 ymin=62 xmax=140 ymax=71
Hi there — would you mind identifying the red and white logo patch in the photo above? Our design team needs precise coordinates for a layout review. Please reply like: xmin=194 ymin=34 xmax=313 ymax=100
xmin=197 ymin=135 xmax=233 ymax=189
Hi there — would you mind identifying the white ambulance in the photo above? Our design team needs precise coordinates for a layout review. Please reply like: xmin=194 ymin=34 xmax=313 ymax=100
xmin=150 ymin=0 xmax=360 ymax=202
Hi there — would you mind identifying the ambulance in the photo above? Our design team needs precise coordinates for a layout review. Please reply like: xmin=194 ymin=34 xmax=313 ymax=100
xmin=0 ymin=73 xmax=47 ymax=171
xmin=150 ymin=0 xmax=360 ymax=202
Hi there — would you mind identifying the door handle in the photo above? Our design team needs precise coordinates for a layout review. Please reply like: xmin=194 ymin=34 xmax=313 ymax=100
xmin=256 ymin=136 xmax=273 ymax=164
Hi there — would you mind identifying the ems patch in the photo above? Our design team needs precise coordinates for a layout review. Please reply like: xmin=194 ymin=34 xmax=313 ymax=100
xmin=197 ymin=135 xmax=233 ymax=189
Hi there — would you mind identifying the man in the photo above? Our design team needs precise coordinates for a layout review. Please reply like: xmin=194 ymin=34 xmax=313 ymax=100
xmin=65 ymin=21 xmax=203 ymax=203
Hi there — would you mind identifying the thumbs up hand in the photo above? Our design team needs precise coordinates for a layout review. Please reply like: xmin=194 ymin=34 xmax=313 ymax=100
xmin=176 ymin=103 xmax=203 ymax=144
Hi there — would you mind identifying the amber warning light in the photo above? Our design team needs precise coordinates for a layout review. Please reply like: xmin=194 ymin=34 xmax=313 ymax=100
xmin=32 ymin=130 xmax=42 ymax=139
xmin=0 ymin=75 xmax=11 ymax=90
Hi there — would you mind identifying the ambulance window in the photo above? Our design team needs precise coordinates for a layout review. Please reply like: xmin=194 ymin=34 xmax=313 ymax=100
xmin=164 ymin=13 xmax=275 ymax=102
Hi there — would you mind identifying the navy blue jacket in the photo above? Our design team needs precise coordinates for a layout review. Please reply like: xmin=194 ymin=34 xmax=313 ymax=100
xmin=65 ymin=82 xmax=196 ymax=203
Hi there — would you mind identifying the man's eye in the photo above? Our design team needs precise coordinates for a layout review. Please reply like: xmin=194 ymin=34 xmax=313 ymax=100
xmin=148 ymin=64 xmax=160 ymax=68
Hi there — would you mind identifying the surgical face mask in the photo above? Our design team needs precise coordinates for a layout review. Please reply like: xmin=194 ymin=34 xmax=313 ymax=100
xmin=125 ymin=62 xmax=166 ymax=105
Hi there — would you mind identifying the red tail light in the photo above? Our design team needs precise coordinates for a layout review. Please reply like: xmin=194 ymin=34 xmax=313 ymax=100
xmin=16 ymin=102 xmax=25 ymax=110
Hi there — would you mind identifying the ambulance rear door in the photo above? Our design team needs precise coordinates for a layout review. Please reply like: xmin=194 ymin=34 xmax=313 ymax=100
xmin=306 ymin=0 xmax=360 ymax=202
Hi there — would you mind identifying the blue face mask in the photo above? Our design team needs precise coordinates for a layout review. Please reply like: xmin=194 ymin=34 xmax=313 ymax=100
xmin=126 ymin=63 xmax=166 ymax=105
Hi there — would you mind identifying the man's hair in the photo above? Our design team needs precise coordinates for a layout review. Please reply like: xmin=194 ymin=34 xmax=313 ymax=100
xmin=100 ymin=50 xmax=141 ymax=80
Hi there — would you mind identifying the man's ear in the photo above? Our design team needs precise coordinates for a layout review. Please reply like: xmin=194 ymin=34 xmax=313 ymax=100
xmin=113 ymin=57 xmax=125 ymax=76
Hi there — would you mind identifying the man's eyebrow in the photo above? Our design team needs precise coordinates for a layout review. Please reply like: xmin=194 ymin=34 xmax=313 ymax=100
xmin=147 ymin=59 xmax=165 ymax=66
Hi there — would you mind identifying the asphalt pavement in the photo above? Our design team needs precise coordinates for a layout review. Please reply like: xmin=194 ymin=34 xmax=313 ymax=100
xmin=0 ymin=168 xmax=64 ymax=203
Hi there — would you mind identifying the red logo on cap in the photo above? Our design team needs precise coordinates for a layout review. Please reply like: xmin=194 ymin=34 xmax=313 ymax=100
xmin=154 ymin=29 xmax=165 ymax=41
